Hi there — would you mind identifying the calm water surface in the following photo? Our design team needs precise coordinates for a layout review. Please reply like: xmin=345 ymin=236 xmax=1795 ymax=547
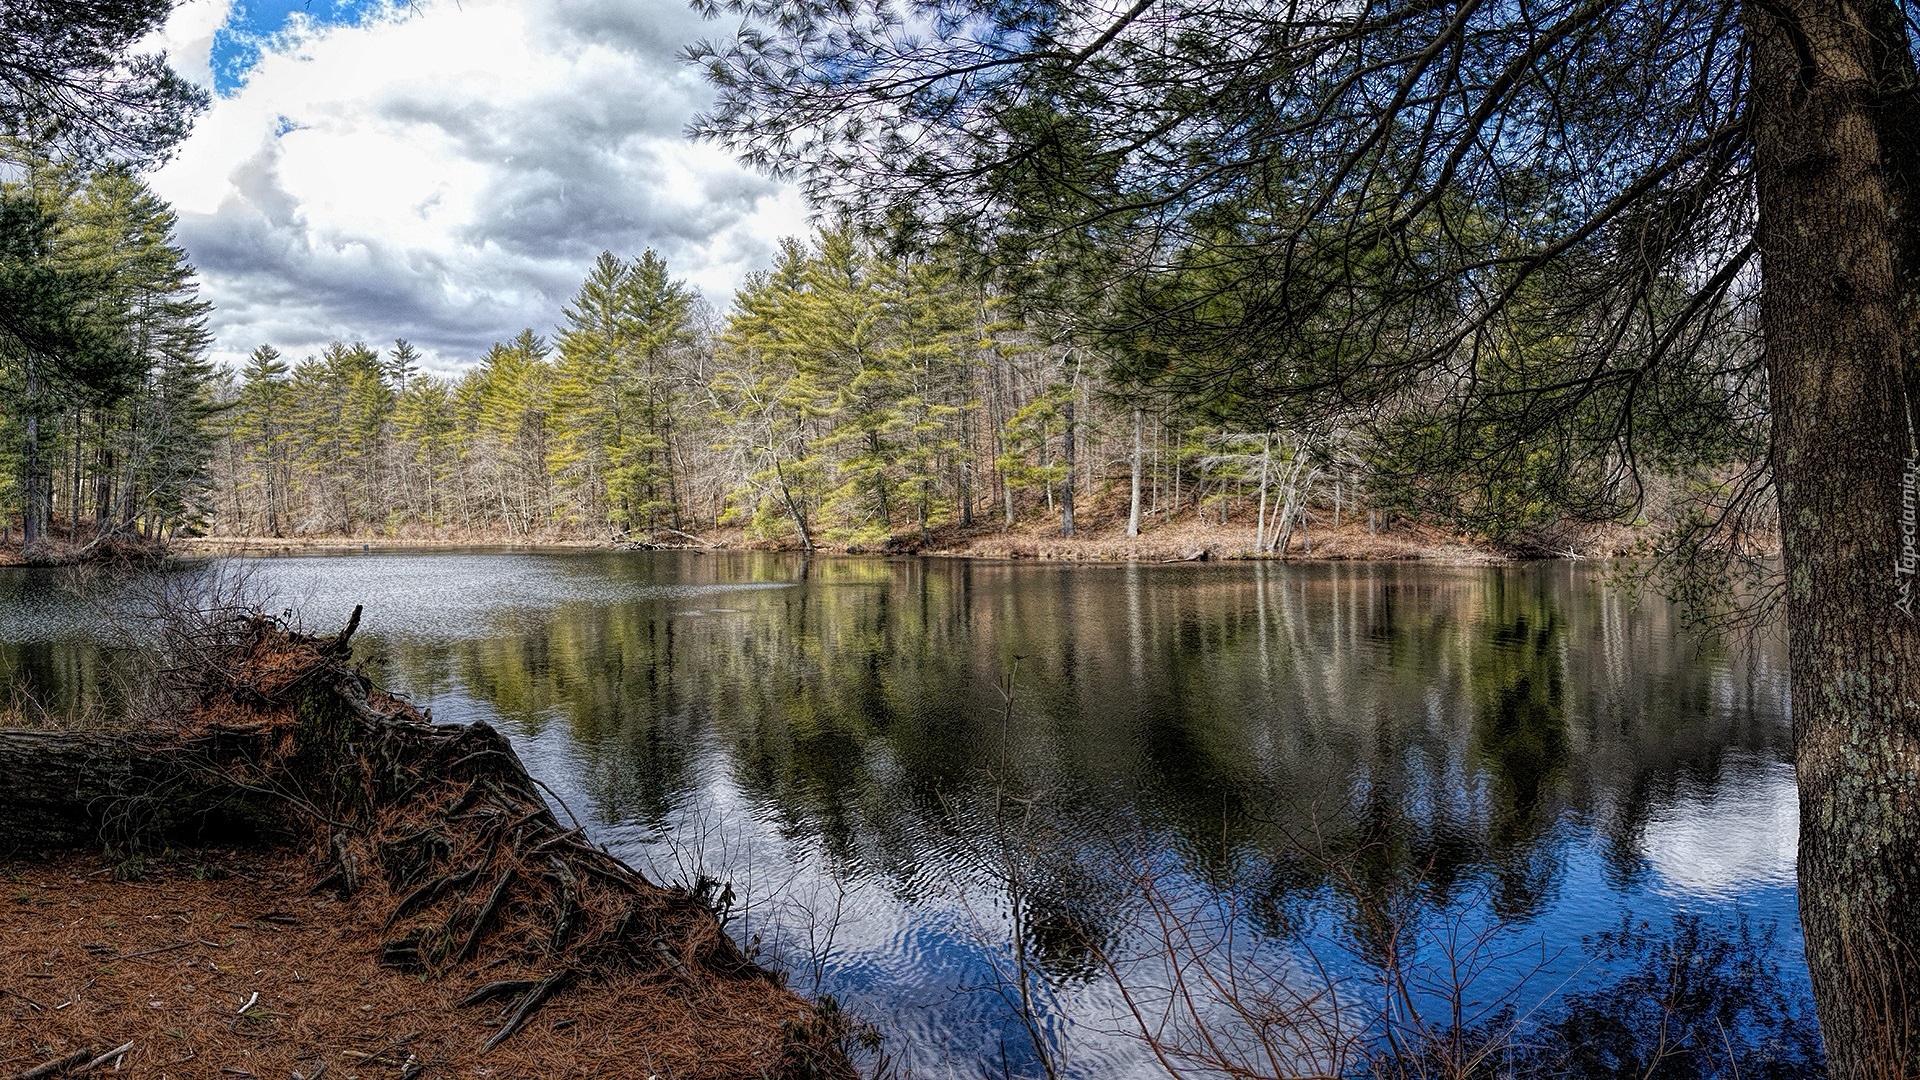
xmin=0 ymin=553 xmax=1811 ymax=1075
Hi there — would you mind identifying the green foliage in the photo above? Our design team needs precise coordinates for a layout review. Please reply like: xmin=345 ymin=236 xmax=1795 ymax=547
xmin=0 ymin=159 xmax=218 ymax=542
xmin=548 ymin=250 xmax=696 ymax=532
xmin=0 ymin=0 xmax=207 ymax=169
xmin=710 ymin=228 xmax=987 ymax=547
xmin=996 ymin=386 xmax=1070 ymax=500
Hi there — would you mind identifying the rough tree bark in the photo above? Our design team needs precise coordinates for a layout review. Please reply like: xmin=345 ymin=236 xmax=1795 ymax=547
xmin=1749 ymin=0 xmax=1920 ymax=1072
xmin=0 ymin=730 xmax=293 ymax=853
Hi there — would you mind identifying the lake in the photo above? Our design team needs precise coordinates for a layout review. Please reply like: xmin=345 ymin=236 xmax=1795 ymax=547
xmin=0 ymin=552 xmax=1817 ymax=1076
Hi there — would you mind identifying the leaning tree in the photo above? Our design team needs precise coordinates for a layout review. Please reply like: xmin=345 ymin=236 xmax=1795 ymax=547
xmin=688 ymin=0 xmax=1920 ymax=1071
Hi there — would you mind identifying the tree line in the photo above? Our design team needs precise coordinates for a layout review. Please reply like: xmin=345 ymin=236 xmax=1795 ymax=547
xmin=207 ymin=229 xmax=1409 ymax=550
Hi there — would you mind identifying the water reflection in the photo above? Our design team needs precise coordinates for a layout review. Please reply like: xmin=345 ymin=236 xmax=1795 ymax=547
xmin=0 ymin=554 xmax=1810 ymax=1075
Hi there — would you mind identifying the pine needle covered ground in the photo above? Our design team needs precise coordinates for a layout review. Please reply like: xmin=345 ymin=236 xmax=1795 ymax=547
xmin=0 ymin=612 xmax=856 ymax=1080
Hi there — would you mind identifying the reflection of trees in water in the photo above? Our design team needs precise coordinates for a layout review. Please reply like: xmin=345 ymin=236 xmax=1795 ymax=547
xmin=1471 ymin=579 xmax=1569 ymax=922
xmin=339 ymin=555 xmax=1805 ymax=1068
xmin=357 ymin=557 xmax=1793 ymax=926
xmin=0 ymin=571 xmax=128 ymax=721
xmin=0 ymin=639 xmax=116 ymax=721
xmin=0 ymin=556 xmax=1815 ymax=1071
xmin=1412 ymin=914 xmax=1825 ymax=1079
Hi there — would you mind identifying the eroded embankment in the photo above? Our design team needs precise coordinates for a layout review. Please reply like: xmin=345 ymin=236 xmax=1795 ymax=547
xmin=0 ymin=613 xmax=855 ymax=1079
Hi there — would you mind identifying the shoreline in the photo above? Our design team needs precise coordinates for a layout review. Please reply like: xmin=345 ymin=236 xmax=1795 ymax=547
xmin=0 ymin=515 xmax=1665 ymax=569
xmin=0 ymin=617 xmax=857 ymax=1079
xmin=167 ymin=518 xmax=1579 ymax=565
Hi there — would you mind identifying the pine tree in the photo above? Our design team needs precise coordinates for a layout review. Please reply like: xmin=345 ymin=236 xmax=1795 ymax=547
xmin=550 ymin=253 xmax=629 ymax=530
xmin=609 ymin=250 xmax=693 ymax=533
xmin=465 ymin=330 xmax=553 ymax=534
xmin=878 ymin=255 xmax=973 ymax=541
xmin=393 ymin=377 xmax=457 ymax=529
xmin=233 ymin=344 xmax=289 ymax=534
xmin=712 ymin=239 xmax=828 ymax=548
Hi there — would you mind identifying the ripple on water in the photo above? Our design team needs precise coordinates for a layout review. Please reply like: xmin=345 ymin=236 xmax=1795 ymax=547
xmin=239 ymin=555 xmax=794 ymax=641
xmin=1642 ymin=758 xmax=1799 ymax=898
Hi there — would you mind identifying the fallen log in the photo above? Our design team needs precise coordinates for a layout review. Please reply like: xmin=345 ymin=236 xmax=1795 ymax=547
xmin=0 ymin=612 xmax=858 ymax=1079
xmin=0 ymin=730 xmax=293 ymax=854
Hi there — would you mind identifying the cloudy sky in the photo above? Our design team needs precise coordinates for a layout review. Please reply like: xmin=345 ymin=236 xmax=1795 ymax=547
xmin=142 ymin=0 xmax=809 ymax=373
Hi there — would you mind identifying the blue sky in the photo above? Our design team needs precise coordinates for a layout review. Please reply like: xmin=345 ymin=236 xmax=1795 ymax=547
xmin=210 ymin=0 xmax=383 ymax=94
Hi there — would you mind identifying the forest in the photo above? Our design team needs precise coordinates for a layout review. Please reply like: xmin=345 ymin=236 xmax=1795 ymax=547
xmin=4 ymin=209 xmax=1739 ymax=558
xmin=4 ymin=0 xmax=1920 ymax=1075
xmin=0 ymin=155 xmax=218 ymax=553
xmin=201 ymin=233 xmax=1417 ymax=553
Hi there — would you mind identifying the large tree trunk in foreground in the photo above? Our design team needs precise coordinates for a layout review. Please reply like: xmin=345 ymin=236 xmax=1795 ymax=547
xmin=1750 ymin=0 xmax=1920 ymax=1073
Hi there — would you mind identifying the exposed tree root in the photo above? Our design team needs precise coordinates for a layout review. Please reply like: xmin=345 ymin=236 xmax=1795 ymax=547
xmin=0 ymin=610 xmax=858 ymax=1079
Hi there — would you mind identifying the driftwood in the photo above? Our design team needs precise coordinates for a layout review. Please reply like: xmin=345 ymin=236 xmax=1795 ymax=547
xmin=0 ymin=612 xmax=855 ymax=1078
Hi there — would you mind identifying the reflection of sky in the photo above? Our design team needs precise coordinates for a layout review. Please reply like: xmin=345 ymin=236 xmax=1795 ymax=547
xmin=231 ymin=553 xmax=794 ymax=643
xmin=1643 ymin=759 xmax=1799 ymax=898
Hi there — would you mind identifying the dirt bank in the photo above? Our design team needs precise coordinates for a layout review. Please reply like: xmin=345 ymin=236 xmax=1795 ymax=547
xmin=0 ymin=614 xmax=855 ymax=1080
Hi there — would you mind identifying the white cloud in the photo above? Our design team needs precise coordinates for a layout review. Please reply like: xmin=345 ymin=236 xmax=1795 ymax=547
xmin=149 ymin=0 xmax=809 ymax=373
xmin=140 ymin=0 xmax=235 ymax=89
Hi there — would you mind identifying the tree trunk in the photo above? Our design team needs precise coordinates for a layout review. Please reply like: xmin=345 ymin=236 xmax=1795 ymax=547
xmin=960 ymin=410 xmax=974 ymax=529
xmin=1128 ymin=406 xmax=1144 ymax=537
xmin=0 ymin=730 xmax=295 ymax=854
xmin=1749 ymin=0 xmax=1920 ymax=1072
xmin=1061 ymin=397 xmax=1076 ymax=537
xmin=23 ymin=362 xmax=40 ymax=548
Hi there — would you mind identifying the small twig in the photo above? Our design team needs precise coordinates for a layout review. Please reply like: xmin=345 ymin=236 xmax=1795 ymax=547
xmin=455 ymin=867 xmax=516 ymax=962
xmin=445 ymin=749 xmax=514 ymax=772
xmin=74 ymin=1042 xmax=134 ymax=1075
xmin=528 ymin=775 xmax=584 ymax=831
xmin=237 ymin=990 xmax=259 ymax=1015
xmin=529 ymin=827 xmax=584 ymax=853
xmin=385 ymin=862 xmax=483 ymax=930
xmin=483 ymin=970 xmax=575 ymax=1052
xmin=322 ymin=605 xmax=362 ymax=657
xmin=458 ymin=979 xmax=539 ymax=1008
xmin=10 ymin=1047 xmax=92 ymax=1080
xmin=653 ymin=940 xmax=693 ymax=982
xmin=116 ymin=941 xmax=192 ymax=961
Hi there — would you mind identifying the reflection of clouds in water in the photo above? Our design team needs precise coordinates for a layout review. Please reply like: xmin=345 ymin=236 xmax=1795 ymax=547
xmin=549 ymin=749 xmax=1164 ymax=1076
xmin=1642 ymin=761 xmax=1798 ymax=898
xmin=242 ymin=556 xmax=792 ymax=641
xmin=1 ymin=555 xmax=793 ymax=645
xmin=0 ymin=599 xmax=117 ymax=643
